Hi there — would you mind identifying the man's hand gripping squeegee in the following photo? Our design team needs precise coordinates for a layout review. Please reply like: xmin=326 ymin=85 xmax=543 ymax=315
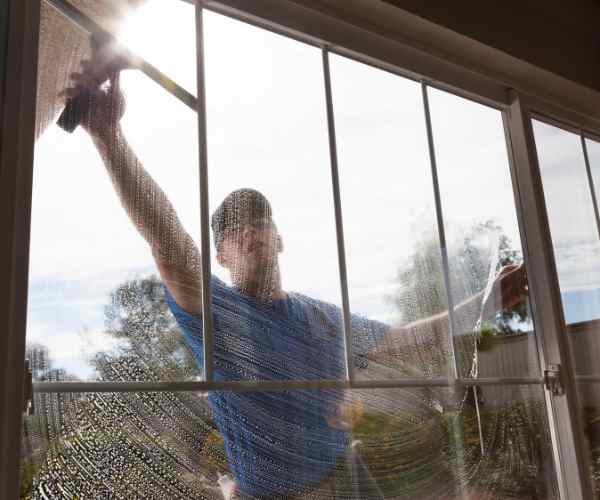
xmin=57 ymin=31 xmax=130 ymax=133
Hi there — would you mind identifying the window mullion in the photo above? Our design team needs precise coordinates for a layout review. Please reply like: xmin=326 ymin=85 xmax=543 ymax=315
xmin=195 ymin=3 xmax=214 ymax=382
xmin=421 ymin=82 xmax=461 ymax=379
xmin=321 ymin=48 xmax=354 ymax=382
xmin=421 ymin=81 xmax=470 ymax=495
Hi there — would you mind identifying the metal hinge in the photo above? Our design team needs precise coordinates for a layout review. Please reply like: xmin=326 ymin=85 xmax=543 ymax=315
xmin=544 ymin=363 xmax=564 ymax=396
xmin=23 ymin=359 xmax=34 ymax=416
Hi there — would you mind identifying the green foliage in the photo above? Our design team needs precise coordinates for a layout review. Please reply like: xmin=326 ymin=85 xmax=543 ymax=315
xmin=389 ymin=219 xmax=529 ymax=334
xmin=100 ymin=274 xmax=199 ymax=379
xmin=354 ymin=411 xmax=454 ymax=497
xmin=20 ymin=462 xmax=40 ymax=498
xmin=387 ymin=233 xmax=447 ymax=324
xmin=477 ymin=322 xmax=497 ymax=352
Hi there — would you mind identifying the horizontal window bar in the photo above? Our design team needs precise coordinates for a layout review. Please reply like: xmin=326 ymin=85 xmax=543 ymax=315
xmin=33 ymin=376 xmax=544 ymax=394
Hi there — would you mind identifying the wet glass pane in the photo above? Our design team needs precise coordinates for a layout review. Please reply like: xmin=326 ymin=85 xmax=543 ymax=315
xmin=202 ymin=12 xmax=346 ymax=381
xmin=25 ymin=4 xmax=561 ymax=499
xmin=21 ymin=384 xmax=557 ymax=498
xmin=28 ymin=3 xmax=201 ymax=382
xmin=330 ymin=55 xmax=451 ymax=380
xmin=428 ymin=88 xmax=538 ymax=378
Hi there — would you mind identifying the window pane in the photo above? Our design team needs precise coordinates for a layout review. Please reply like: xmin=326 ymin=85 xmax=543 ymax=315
xmin=533 ymin=120 xmax=600 ymax=492
xmin=330 ymin=55 xmax=451 ymax=380
xmin=203 ymin=13 xmax=346 ymax=381
xmin=533 ymin=121 xmax=600 ymax=349
xmin=28 ymin=2 xmax=201 ymax=382
xmin=428 ymin=88 xmax=539 ymax=378
xmin=21 ymin=384 xmax=558 ymax=498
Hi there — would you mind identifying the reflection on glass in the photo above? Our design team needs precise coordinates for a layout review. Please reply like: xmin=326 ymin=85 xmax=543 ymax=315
xmin=428 ymin=88 xmax=537 ymax=379
xmin=28 ymin=3 xmax=200 ymax=382
xmin=330 ymin=55 xmax=451 ymax=380
xmin=21 ymin=386 xmax=557 ymax=498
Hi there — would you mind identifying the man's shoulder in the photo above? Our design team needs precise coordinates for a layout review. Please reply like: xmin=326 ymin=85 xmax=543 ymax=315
xmin=288 ymin=293 xmax=342 ymax=339
xmin=289 ymin=292 xmax=339 ymax=315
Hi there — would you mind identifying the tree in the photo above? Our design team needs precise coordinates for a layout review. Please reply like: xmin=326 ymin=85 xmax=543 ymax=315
xmin=21 ymin=343 xmax=80 ymax=498
xmin=388 ymin=219 xmax=529 ymax=334
xmin=376 ymin=220 xmax=554 ymax=498
xmin=100 ymin=274 xmax=199 ymax=380
xmin=21 ymin=277 xmax=226 ymax=499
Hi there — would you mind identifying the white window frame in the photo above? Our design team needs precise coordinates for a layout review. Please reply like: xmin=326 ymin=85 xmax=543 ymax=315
xmin=3 ymin=0 xmax=600 ymax=498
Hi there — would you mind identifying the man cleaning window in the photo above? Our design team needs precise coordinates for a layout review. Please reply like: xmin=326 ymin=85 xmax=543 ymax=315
xmin=60 ymin=45 xmax=528 ymax=500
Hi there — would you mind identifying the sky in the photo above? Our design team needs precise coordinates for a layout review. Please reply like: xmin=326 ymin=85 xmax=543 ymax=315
xmin=533 ymin=120 xmax=600 ymax=322
xmin=26 ymin=0 xmax=600 ymax=379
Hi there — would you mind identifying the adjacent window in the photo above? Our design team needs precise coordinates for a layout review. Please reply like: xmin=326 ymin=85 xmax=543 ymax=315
xmin=533 ymin=119 xmax=600 ymax=492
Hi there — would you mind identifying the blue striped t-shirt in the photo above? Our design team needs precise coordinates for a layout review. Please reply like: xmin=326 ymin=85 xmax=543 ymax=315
xmin=165 ymin=276 xmax=388 ymax=498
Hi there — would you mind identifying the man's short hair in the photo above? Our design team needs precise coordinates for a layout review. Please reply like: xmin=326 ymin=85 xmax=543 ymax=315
xmin=211 ymin=188 xmax=272 ymax=250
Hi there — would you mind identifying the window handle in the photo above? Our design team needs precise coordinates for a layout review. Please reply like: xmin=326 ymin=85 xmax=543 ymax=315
xmin=23 ymin=360 xmax=34 ymax=416
xmin=544 ymin=364 xmax=564 ymax=396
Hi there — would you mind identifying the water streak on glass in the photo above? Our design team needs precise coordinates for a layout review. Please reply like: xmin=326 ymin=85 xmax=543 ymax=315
xmin=21 ymin=384 xmax=558 ymax=498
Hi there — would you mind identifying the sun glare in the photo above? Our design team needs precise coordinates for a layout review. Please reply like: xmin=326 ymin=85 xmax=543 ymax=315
xmin=118 ymin=0 xmax=196 ymax=93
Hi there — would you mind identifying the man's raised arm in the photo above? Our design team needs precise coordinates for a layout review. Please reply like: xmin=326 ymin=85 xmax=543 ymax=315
xmin=64 ymin=66 xmax=202 ymax=314
xmin=368 ymin=263 xmax=528 ymax=363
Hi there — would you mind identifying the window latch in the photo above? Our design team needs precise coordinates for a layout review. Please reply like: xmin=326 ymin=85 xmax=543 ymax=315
xmin=544 ymin=364 xmax=564 ymax=396
xmin=23 ymin=359 xmax=34 ymax=416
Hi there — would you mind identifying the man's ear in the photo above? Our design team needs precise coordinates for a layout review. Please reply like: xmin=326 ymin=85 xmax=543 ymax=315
xmin=216 ymin=247 xmax=228 ymax=268
xmin=277 ymin=234 xmax=284 ymax=253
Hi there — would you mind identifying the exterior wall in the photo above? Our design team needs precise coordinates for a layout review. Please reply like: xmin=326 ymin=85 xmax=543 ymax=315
xmin=478 ymin=333 xmax=543 ymax=408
